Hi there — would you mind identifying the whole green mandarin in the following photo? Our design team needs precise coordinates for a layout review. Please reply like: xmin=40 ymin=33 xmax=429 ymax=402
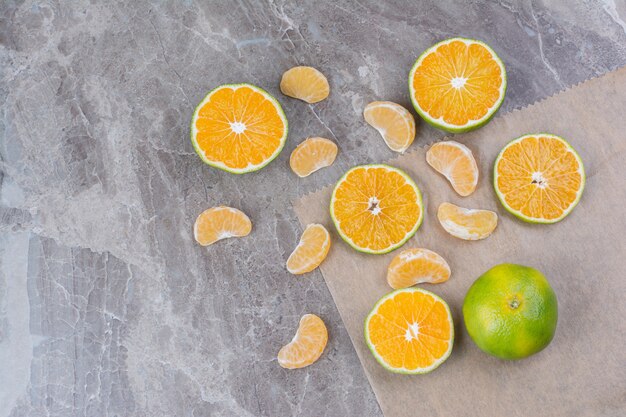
xmin=463 ymin=264 xmax=558 ymax=360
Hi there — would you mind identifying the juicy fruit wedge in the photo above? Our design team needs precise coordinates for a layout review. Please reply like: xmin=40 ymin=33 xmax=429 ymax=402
xmin=409 ymin=38 xmax=506 ymax=133
xmin=437 ymin=202 xmax=497 ymax=240
xmin=387 ymin=248 xmax=451 ymax=290
xmin=286 ymin=224 xmax=331 ymax=275
xmin=330 ymin=165 xmax=423 ymax=254
xmin=194 ymin=206 xmax=252 ymax=246
xmin=365 ymin=288 xmax=454 ymax=374
xmin=364 ymin=101 xmax=416 ymax=153
xmin=427 ymin=141 xmax=479 ymax=196
xmin=289 ymin=137 xmax=338 ymax=177
xmin=191 ymin=84 xmax=288 ymax=174
xmin=494 ymin=134 xmax=585 ymax=223
xmin=280 ymin=66 xmax=330 ymax=103
xmin=278 ymin=314 xmax=328 ymax=369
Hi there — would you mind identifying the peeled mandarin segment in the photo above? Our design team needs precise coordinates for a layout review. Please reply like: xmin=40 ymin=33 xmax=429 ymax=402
xmin=278 ymin=314 xmax=328 ymax=369
xmin=330 ymin=165 xmax=423 ymax=254
xmin=409 ymin=38 xmax=506 ymax=133
xmin=437 ymin=202 xmax=497 ymax=240
xmin=289 ymin=137 xmax=338 ymax=177
xmin=387 ymin=248 xmax=451 ymax=289
xmin=280 ymin=66 xmax=330 ymax=103
xmin=426 ymin=141 xmax=479 ymax=196
xmin=191 ymin=84 xmax=288 ymax=174
xmin=363 ymin=101 xmax=416 ymax=153
xmin=193 ymin=206 xmax=252 ymax=246
xmin=286 ymin=224 xmax=331 ymax=274
xmin=365 ymin=288 xmax=454 ymax=374
xmin=494 ymin=134 xmax=585 ymax=223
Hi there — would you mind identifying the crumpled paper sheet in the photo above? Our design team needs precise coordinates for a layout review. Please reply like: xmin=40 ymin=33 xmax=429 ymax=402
xmin=293 ymin=67 xmax=626 ymax=417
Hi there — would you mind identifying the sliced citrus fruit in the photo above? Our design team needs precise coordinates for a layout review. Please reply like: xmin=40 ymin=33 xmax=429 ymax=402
xmin=494 ymin=133 xmax=585 ymax=223
xmin=278 ymin=314 xmax=328 ymax=369
xmin=437 ymin=202 xmax=497 ymax=240
xmin=280 ymin=66 xmax=330 ymax=103
xmin=409 ymin=38 xmax=506 ymax=133
xmin=286 ymin=224 xmax=331 ymax=274
xmin=289 ymin=137 xmax=338 ymax=178
xmin=365 ymin=287 xmax=454 ymax=374
xmin=330 ymin=165 xmax=423 ymax=254
xmin=190 ymin=83 xmax=288 ymax=174
xmin=363 ymin=101 xmax=416 ymax=153
xmin=426 ymin=141 xmax=479 ymax=196
xmin=387 ymin=248 xmax=451 ymax=289
xmin=193 ymin=206 xmax=252 ymax=246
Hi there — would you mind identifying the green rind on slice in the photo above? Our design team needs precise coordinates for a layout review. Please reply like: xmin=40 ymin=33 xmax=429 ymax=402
xmin=364 ymin=287 xmax=454 ymax=374
xmin=329 ymin=164 xmax=423 ymax=255
xmin=408 ymin=37 xmax=507 ymax=134
xmin=190 ymin=83 xmax=288 ymax=174
xmin=493 ymin=133 xmax=585 ymax=224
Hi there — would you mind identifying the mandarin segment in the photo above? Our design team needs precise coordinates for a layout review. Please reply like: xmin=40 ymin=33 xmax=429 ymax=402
xmin=387 ymin=248 xmax=451 ymax=289
xmin=280 ymin=66 xmax=330 ymax=103
xmin=289 ymin=137 xmax=338 ymax=177
xmin=426 ymin=141 xmax=479 ymax=196
xmin=193 ymin=206 xmax=252 ymax=246
xmin=364 ymin=101 xmax=416 ymax=153
xmin=286 ymin=224 xmax=331 ymax=275
xmin=437 ymin=202 xmax=498 ymax=240
xmin=278 ymin=314 xmax=328 ymax=369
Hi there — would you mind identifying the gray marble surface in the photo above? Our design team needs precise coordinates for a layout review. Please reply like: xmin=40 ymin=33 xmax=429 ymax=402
xmin=1 ymin=1 xmax=625 ymax=416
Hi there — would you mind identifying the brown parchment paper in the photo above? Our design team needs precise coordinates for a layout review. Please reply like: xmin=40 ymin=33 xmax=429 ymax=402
xmin=293 ymin=68 xmax=626 ymax=417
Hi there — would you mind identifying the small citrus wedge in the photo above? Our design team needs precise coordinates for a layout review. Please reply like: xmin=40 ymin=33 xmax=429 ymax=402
xmin=409 ymin=38 xmax=506 ymax=133
xmin=365 ymin=287 xmax=454 ymax=374
xmin=494 ymin=133 xmax=585 ymax=223
xmin=286 ymin=224 xmax=331 ymax=274
xmin=387 ymin=248 xmax=451 ymax=289
xmin=280 ymin=66 xmax=330 ymax=103
xmin=330 ymin=165 xmax=423 ymax=254
xmin=364 ymin=101 xmax=416 ymax=153
xmin=437 ymin=202 xmax=497 ymax=240
xmin=278 ymin=314 xmax=328 ymax=369
xmin=194 ymin=206 xmax=252 ymax=246
xmin=191 ymin=84 xmax=288 ymax=174
xmin=289 ymin=137 xmax=338 ymax=177
xmin=427 ymin=141 xmax=479 ymax=196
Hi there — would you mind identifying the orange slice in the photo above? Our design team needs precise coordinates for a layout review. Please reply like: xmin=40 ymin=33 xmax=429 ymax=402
xmin=437 ymin=202 xmax=497 ymax=240
xmin=280 ymin=66 xmax=330 ymax=103
xmin=330 ymin=165 xmax=423 ymax=254
xmin=289 ymin=137 xmax=338 ymax=177
xmin=190 ymin=84 xmax=288 ymax=174
xmin=494 ymin=134 xmax=585 ymax=223
xmin=363 ymin=101 xmax=416 ymax=153
xmin=387 ymin=248 xmax=451 ymax=289
xmin=278 ymin=314 xmax=328 ymax=369
xmin=193 ymin=206 xmax=252 ymax=246
xmin=365 ymin=288 xmax=454 ymax=374
xmin=286 ymin=224 xmax=331 ymax=275
xmin=409 ymin=38 xmax=506 ymax=133
xmin=426 ymin=141 xmax=479 ymax=196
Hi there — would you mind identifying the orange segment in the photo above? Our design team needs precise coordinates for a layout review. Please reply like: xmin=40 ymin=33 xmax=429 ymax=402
xmin=387 ymin=248 xmax=451 ymax=289
xmin=494 ymin=134 xmax=585 ymax=223
xmin=427 ymin=141 xmax=479 ymax=196
xmin=330 ymin=165 xmax=423 ymax=254
xmin=191 ymin=84 xmax=288 ymax=174
xmin=278 ymin=314 xmax=328 ymax=369
xmin=364 ymin=101 xmax=416 ymax=153
xmin=280 ymin=66 xmax=330 ymax=103
xmin=286 ymin=224 xmax=331 ymax=275
xmin=193 ymin=206 xmax=252 ymax=246
xmin=365 ymin=288 xmax=454 ymax=374
xmin=437 ymin=202 xmax=497 ymax=240
xmin=289 ymin=137 xmax=338 ymax=177
xmin=409 ymin=38 xmax=506 ymax=133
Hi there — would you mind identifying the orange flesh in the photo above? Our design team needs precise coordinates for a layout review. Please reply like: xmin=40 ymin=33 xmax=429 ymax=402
xmin=289 ymin=137 xmax=338 ymax=177
xmin=278 ymin=314 xmax=328 ymax=369
xmin=426 ymin=141 xmax=478 ymax=196
xmin=496 ymin=135 xmax=583 ymax=221
xmin=411 ymin=40 xmax=503 ymax=126
xmin=194 ymin=85 xmax=286 ymax=170
xmin=367 ymin=290 xmax=452 ymax=371
xmin=332 ymin=166 xmax=422 ymax=252
xmin=286 ymin=224 xmax=331 ymax=274
xmin=194 ymin=207 xmax=252 ymax=246
xmin=387 ymin=248 xmax=450 ymax=289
